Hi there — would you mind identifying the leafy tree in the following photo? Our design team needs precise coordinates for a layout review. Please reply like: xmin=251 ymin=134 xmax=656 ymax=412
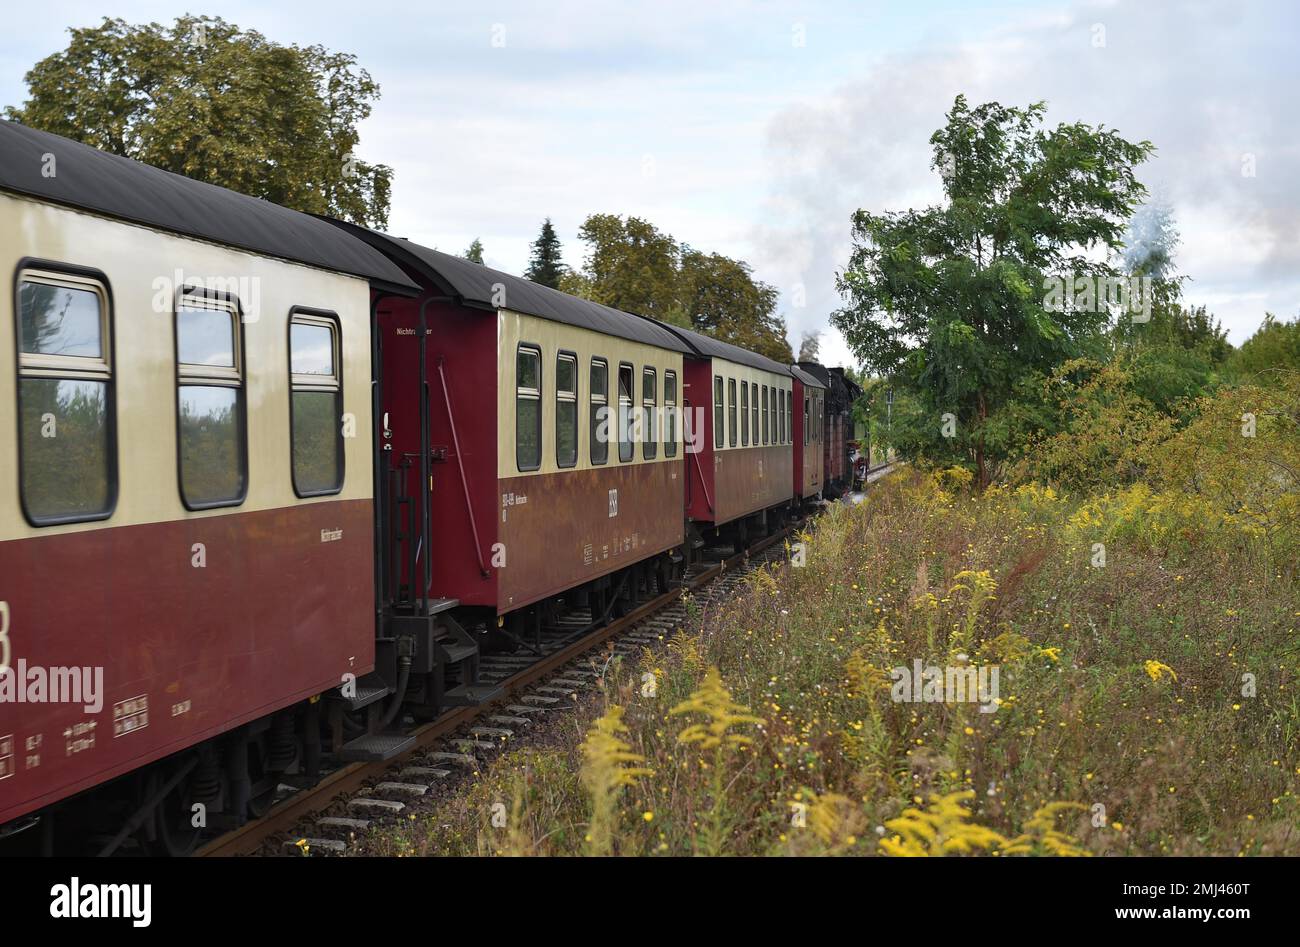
xmin=1154 ymin=373 xmax=1300 ymax=561
xmin=560 ymin=214 xmax=680 ymax=319
xmin=677 ymin=248 xmax=791 ymax=361
xmin=524 ymin=218 xmax=566 ymax=288
xmin=562 ymin=213 xmax=793 ymax=362
xmin=833 ymin=95 xmax=1154 ymax=486
xmin=1226 ymin=313 xmax=1300 ymax=383
xmin=1008 ymin=359 xmax=1177 ymax=490
xmin=464 ymin=238 xmax=485 ymax=263
xmin=6 ymin=15 xmax=392 ymax=226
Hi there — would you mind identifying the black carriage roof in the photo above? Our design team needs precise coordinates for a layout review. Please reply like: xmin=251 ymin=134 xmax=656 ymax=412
xmin=648 ymin=320 xmax=792 ymax=376
xmin=789 ymin=364 xmax=826 ymax=389
xmin=0 ymin=121 xmax=419 ymax=296
xmin=795 ymin=361 xmax=831 ymax=386
xmin=323 ymin=221 xmax=693 ymax=354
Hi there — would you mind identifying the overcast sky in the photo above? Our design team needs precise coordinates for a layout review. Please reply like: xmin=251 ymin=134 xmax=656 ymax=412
xmin=3 ymin=1 xmax=1295 ymax=366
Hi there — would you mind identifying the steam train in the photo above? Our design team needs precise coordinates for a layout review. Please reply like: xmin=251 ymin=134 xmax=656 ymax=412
xmin=0 ymin=120 xmax=858 ymax=854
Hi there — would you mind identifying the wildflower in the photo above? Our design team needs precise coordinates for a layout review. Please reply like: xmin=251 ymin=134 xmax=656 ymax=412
xmin=579 ymin=706 xmax=652 ymax=856
xmin=879 ymin=790 xmax=1006 ymax=857
xmin=670 ymin=667 xmax=765 ymax=750
xmin=1002 ymin=802 xmax=1091 ymax=857
xmin=1143 ymin=660 xmax=1178 ymax=683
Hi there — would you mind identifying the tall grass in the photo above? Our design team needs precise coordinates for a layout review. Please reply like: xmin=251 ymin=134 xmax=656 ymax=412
xmin=366 ymin=466 xmax=1298 ymax=856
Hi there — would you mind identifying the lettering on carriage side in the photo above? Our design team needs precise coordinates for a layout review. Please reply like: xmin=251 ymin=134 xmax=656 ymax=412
xmin=26 ymin=732 xmax=41 ymax=770
xmin=171 ymin=699 xmax=192 ymax=718
xmin=0 ymin=733 xmax=13 ymax=780
xmin=608 ymin=488 xmax=619 ymax=518
xmin=583 ymin=543 xmax=594 ymax=566
xmin=501 ymin=491 xmax=528 ymax=523
xmin=64 ymin=720 xmax=97 ymax=757
xmin=320 ymin=528 xmax=343 ymax=543
xmin=112 ymin=695 xmax=149 ymax=738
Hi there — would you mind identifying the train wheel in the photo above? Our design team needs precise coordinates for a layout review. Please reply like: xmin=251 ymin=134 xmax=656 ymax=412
xmin=144 ymin=760 xmax=204 ymax=857
xmin=243 ymin=733 xmax=286 ymax=820
xmin=246 ymin=786 xmax=278 ymax=820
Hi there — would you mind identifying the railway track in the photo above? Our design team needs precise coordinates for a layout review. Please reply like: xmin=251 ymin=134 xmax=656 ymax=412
xmin=197 ymin=464 xmax=895 ymax=857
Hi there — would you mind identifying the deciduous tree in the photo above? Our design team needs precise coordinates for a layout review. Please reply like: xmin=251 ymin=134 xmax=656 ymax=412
xmin=6 ymin=15 xmax=393 ymax=226
xmin=833 ymin=95 xmax=1153 ymax=486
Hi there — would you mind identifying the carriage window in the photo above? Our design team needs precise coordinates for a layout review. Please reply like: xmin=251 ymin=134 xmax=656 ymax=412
xmin=516 ymin=345 xmax=542 ymax=471
xmin=713 ymin=375 xmax=724 ymax=449
xmin=762 ymin=386 xmax=769 ymax=444
xmin=740 ymin=381 xmax=749 ymax=446
xmin=642 ymin=368 xmax=657 ymax=460
xmin=751 ymin=382 xmax=758 ymax=446
xmin=787 ymin=391 xmax=793 ymax=444
xmin=776 ymin=387 xmax=783 ymax=444
xmin=16 ymin=272 xmax=115 ymax=524
xmin=769 ymin=385 xmax=780 ymax=444
xmin=804 ymin=396 xmax=810 ymax=445
xmin=177 ymin=294 xmax=245 ymax=508
xmin=289 ymin=313 xmax=343 ymax=496
xmin=727 ymin=378 xmax=737 ymax=447
xmin=556 ymin=352 xmax=578 ymax=468
xmin=618 ymin=363 xmax=634 ymax=462
xmin=590 ymin=358 xmax=608 ymax=466
xmin=664 ymin=371 xmax=677 ymax=458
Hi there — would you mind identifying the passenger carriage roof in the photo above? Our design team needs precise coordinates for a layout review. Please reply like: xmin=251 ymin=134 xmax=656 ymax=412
xmin=322 ymin=221 xmax=693 ymax=354
xmin=0 ymin=121 xmax=419 ymax=296
xmin=649 ymin=320 xmax=793 ymax=376
xmin=795 ymin=361 xmax=831 ymax=387
xmin=789 ymin=364 xmax=826 ymax=389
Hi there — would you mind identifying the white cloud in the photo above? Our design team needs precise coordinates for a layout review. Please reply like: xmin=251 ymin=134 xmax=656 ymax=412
xmin=757 ymin=0 xmax=1300 ymax=358
xmin=4 ymin=0 xmax=1294 ymax=361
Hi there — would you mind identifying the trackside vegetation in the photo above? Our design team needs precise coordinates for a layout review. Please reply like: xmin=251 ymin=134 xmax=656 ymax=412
xmin=360 ymin=370 xmax=1299 ymax=856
